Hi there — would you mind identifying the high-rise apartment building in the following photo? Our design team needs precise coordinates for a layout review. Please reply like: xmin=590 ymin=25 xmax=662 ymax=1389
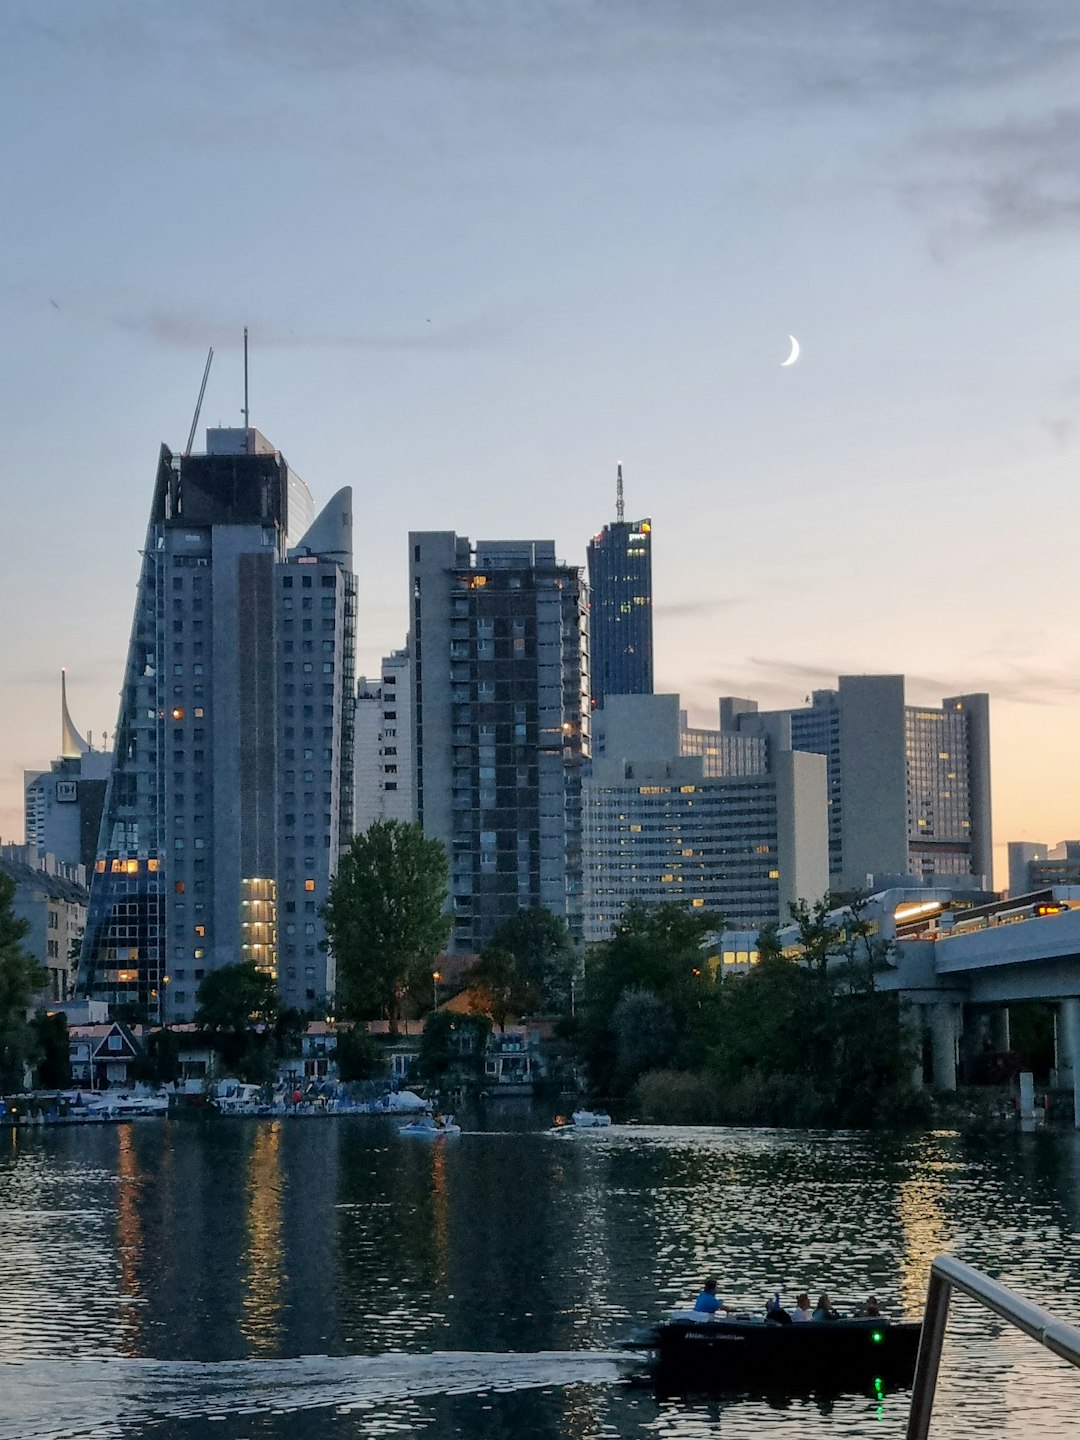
xmin=583 ymin=694 xmax=828 ymax=940
xmin=409 ymin=533 xmax=589 ymax=952
xmin=354 ymin=648 xmax=414 ymax=832
xmin=24 ymin=672 xmax=112 ymax=873
xmin=586 ymin=487 xmax=653 ymax=709
xmin=718 ymin=676 xmax=992 ymax=891
xmin=79 ymin=427 xmax=356 ymax=1019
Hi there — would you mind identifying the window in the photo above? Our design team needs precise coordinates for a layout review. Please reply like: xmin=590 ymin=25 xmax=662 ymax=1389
xmin=305 ymin=879 xmax=316 ymax=892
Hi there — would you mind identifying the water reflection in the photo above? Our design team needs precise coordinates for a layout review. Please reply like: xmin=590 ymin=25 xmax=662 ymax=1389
xmin=240 ymin=1121 xmax=284 ymax=1355
xmin=1 ymin=1116 xmax=1080 ymax=1439
xmin=115 ymin=1125 xmax=145 ymax=1356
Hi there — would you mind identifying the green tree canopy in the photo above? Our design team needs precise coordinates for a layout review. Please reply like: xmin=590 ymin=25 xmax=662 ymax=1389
xmin=33 ymin=1010 xmax=71 ymax=1089
xmin=323 ymin=821 xmax=452 ymax=1032
xmin=195 ymin=962 xmax=282 ymax=1082
xmin=486 ymin=907 xmax=577 ymax=1015
xmin=577 ymin=900 xmax=722 ymax=1093
xmin=0 ymin=872 xmax=46 ymax=1091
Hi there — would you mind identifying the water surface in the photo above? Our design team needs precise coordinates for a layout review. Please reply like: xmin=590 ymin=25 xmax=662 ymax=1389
xmin=1 ymin=1109 xmax=1079 ymax=1437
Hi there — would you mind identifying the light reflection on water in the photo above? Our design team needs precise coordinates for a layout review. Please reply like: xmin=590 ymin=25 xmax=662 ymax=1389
xmin=0 ymin=1117 xmax=1079 ymax=1438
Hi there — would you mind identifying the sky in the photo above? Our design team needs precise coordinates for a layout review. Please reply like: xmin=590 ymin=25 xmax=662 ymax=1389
xmin=3 ymin=0 xmax=1080 ymax=886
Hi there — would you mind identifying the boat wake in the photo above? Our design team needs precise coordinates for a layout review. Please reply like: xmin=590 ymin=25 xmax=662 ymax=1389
xmin=0 ymin=1349 xmax=623 ymax=1438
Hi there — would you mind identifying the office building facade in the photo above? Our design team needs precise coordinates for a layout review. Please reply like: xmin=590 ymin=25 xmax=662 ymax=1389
xmin=717 ymin=677 xmax=992 ymax=892
xmin=0 ymin=844 xmax=88 ymax=1002
xmin=409 ymin=532 xmax=589 ymax=952
xmin=354 ymin=648 xmax=415 ymax=832
xmin=1008 ymin=840 xmax=1080 ymax=897
xmin=586 ymin=516 xmax=653 ymax=709
xmin=79 ymin=427 xmax=356 ymax=1019
xmin=583 ymin=694 xmax=828 ymax=940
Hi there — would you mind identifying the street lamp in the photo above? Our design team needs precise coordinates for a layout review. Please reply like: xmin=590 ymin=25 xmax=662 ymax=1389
xmin=432 ymin=970 xmax=442 ymax=1010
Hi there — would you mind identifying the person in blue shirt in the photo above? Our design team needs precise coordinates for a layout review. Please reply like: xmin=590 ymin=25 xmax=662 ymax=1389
xmin=693 ymin=1276 xmax=734 ymax=1314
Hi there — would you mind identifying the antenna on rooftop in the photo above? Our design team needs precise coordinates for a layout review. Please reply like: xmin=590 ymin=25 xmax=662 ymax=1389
xmin=243 ymin=326 xmax=250 ymax=430
xmin=616 ymin=461 xmax=624 ymax=523
xmin=184 ymin=347 xmax=214 ymax=456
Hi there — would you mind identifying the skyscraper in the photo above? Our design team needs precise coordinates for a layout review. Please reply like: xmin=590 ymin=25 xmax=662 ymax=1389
xmin=717 ymin=677 xmax=992 ymax=891
xmin=586 ymin=467 xmax=653 ymax=709
xmin=409 ymin=532 xmax=589 ymax=952
xmin=79 ymin=427 xmax=356 ymax=1019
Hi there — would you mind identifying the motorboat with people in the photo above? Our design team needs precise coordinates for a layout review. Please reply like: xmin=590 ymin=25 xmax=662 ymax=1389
xmin=399 ymin=1113 xmax=461 ymax=1138
xmin=620 ymin=1305 xmax=922 ymax=1390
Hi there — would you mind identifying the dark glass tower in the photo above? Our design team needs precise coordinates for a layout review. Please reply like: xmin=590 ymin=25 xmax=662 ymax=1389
xmin=586 ymin=512 xmax=653 ymax=710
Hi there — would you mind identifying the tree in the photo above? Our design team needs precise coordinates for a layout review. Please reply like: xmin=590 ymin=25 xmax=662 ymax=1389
xmin=577 ymin=900 xmax=722 ymax=1093
xmin=33 ymin=1010 xmax=71 ymax=1088
xmin=323 ymin=821 xmax=452 ymax=1032
xmin=0 ymin=872 xmax=46 ymax=1091
xmin=130 ymin=1027 xmax=181 ymax=1087
xmin=469 ymin=945 xmax=529 ymax=1031
xmin=612 ymin=988 xmax=676 ymax=1086
xmin=336 ymin=1026 xmax=381 ymax=1082
xmin=486 ymin=907 xmax=577 ymax=1016
xmin=195 ymin=962 xmax=281 ymax=1082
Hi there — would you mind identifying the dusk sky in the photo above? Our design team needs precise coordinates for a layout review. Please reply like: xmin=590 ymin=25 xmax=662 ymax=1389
xmin=4 ymin=1 xmax=1080 ymax=885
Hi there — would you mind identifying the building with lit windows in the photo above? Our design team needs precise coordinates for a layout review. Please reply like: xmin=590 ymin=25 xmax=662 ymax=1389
xmin=0 ymin=844 xmax=87 ymax=1002
xmin=1008 ymin=840 xmax=1080 ymax=897
xmin=714 ymin=677 xmax=992 ymax=892
xmin=354 ymin=647 xmax=415 ymax=832
xmin=582 ymin=694 xmax=828 ymax=941
xmin=409 ymin=532 xmax=589 ymax=952
xmin=79 ymin=427 xmax=356 ymax=1019
xmin=24 ymin=672 xmax=112 ymax=872
xmin=586 ymin=515 xmax=653 ymax=709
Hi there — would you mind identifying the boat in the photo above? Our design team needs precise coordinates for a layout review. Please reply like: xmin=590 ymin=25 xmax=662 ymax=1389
xmin=399 ymin=1114 xmax=461 ymax=1138
xmin=359 ymin=1089 xmax=431 ymax=1115
xmin=621 ymin=1311 xmax=922 ymax=1390
xmin=572 ymin=1108 xmax=612 ymax=1128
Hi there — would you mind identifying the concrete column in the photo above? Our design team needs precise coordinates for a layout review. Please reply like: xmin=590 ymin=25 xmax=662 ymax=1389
xmin=989 ymin=1007 xmax=1010 ymax=1053
xmin=930 ymin=1003 xmax=959 ymax=1093
xmin=1057 ymin=998 xmax=1080 ymax=1128
xmin=900 ymin=1000 xmax=925 ymax=1090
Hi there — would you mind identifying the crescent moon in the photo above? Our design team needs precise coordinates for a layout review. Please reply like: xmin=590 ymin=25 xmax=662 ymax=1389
xmin=781 ymin=334 xmax=800 ymax=367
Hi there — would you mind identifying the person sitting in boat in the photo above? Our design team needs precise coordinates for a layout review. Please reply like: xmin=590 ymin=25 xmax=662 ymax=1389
xmin=855 ymin=1295 xmax=881 ymax=1317
xmin=813 ymin=1293 xmax=840 ymax=1322
xmin=693 ymin=1276 xmax=734 ymax=1315
xmin=765 ymin=1292 xmax=792 ymax=1325
xmin=792 ymin=1293 xmax=813 ymax=1323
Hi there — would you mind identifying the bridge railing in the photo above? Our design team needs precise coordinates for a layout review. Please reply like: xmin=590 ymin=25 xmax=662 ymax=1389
xmin=907 ymin=1254 xmax=1080 ymax=1439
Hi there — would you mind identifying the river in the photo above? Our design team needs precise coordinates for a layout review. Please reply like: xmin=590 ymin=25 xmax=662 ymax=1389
xmin=1 ymin=1107 xmax=1079 ymax=1438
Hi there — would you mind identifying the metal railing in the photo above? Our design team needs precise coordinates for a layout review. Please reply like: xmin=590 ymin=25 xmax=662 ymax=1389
xmin=907 ymin=1254 xmax=1080 ymax=1439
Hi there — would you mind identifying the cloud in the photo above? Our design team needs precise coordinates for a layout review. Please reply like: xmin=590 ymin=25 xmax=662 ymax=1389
xmin=683 ymin=656 xmax=1080 ymax=711
xmin=654 ymin=597 xmax=742 ymax=619
xmin=907 ymin=107 xmax=1080 ymax=245
xmin=114 ymin=308 xmax=512 ymax=354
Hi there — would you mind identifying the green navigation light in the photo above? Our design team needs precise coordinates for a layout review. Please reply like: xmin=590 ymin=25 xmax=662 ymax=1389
xmin=871 ymin=1329 xmax=884 ymax=1343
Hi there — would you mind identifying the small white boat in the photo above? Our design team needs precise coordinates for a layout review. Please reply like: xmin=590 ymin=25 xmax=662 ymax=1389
xmin=572 ymin=1109 xmax=612 ymax=1128
xmin=360 ymin=1089 xmax=431 ymax=1115
xmin=400 ymin=1114 xmax=461 ymax=1138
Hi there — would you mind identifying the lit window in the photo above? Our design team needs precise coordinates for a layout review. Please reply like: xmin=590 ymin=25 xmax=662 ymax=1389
xmin=194 ymin=924 xmax=205 ymax=937
xmin=305 ymin=879 xmax=316 ymax=892
xmin=172 ymin=707 xmax=184 ymax=720
xmin=691 ymin=898 xmax=704 ymax=908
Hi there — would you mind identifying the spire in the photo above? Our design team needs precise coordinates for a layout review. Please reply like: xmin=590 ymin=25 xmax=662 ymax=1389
xmin=616 ymin=461 xmax=624 ymax=524
xmin=60 ymin=669 xmax=90 ymax=758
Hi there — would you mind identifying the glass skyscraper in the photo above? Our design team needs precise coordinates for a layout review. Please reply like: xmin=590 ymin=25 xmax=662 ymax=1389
xmin=79 ymin=427 xmax=356 ymax=1019
xmin=586 ymin=518 xmax=653 ymax=709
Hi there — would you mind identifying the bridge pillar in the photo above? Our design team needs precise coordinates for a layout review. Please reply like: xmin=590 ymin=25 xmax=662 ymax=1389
xmin=930 ymin=1003 xmax=959 ymax=1093
xmin=990 ymin=1008 xmax=1010 ymax=1053
xmin=1055 ymin=998 xmax=1080 ymax=1128
xmin=900 ymin=1000 xmax=925 ymax=1089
